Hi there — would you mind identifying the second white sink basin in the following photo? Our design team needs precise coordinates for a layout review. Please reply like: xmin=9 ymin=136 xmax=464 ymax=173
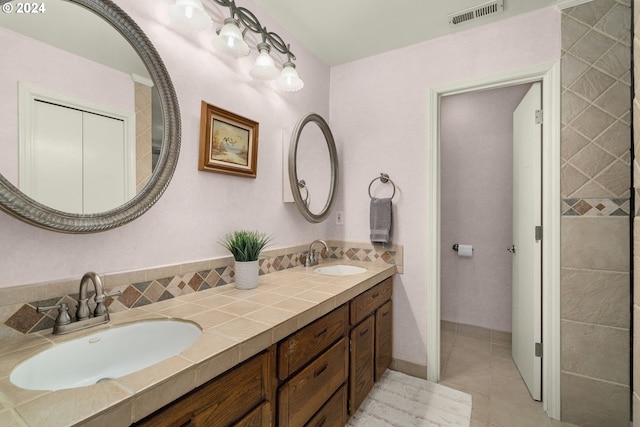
xmin=10 ymin=319 xmax=201 ymax=391
xmin=314 ymin=265 xmax=367 ymax=276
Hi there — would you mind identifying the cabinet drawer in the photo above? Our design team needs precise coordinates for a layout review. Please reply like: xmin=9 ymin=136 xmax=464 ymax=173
xmin=375 ymin=299 xmax=393 ymax=381
xmin=278 ymin=337 xmax=348 ymax=427
xmin=135 ymin=351 xmax=270 ymax=427
xmin=349 ymin=315 xmax=375 ymax=414
xmin=232 ymin=401 xmax=270 ymax=427
xmin=350 ymin=277 xmax=392 ymax=325
xmin=304 ymin=385 xmax=347 ymax=427
xmin=278 ymin=304 xmax=347 ymax=380
xmin=191 ymin=352 xmax=269 ymax=426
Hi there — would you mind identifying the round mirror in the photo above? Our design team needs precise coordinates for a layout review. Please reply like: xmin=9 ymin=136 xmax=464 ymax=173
xmin=288 ymin=113 xmax=338 ymax=223
xmin=0 ymin=0 xmax=180 ymax=233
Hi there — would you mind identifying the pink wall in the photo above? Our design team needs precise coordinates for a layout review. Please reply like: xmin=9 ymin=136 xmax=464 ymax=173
xmin=440 ymin=84 xmax=532 ymax=333
xmin=330 ymin=7 xmax=561 ymax=366
xmin=0 ymin=0 xmax=334 ymax=287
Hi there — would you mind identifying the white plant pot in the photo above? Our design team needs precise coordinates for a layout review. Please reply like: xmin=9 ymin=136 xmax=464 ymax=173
xmin=234 ymin=260 xmax=259 ymax=289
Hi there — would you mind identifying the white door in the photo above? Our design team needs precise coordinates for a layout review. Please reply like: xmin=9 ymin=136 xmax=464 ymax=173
xmin=82 ymin=112 xmax=126 ymax=213
xmin=511 ymin=82 xmax=542 ymax=401
xmin=30 ymin=101 xmax=84 ymax=212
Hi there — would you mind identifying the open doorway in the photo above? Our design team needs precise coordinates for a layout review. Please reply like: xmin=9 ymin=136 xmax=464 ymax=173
xmin=438 ymin=81 xmax=546 ymax=407
xmin=426 ymin=62 xmax=561 ymax=419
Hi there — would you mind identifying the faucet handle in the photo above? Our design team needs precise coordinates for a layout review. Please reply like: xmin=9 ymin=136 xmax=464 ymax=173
xmin=37 ymin=303 xmax=72 ymax=326
xmin=106 ymin=290 xmax=122 ymax=298
xmin=94 ymin=290 xmax=121 ymax=316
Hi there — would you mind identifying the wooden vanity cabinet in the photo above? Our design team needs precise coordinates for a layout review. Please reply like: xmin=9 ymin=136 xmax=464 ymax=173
xmin=130 ymin=276 xmax=393 ymax=427
xmin=132 ymin=349 xmax=274 ymax=427
xmin=348 ymin=277 xmax=393 ymax=414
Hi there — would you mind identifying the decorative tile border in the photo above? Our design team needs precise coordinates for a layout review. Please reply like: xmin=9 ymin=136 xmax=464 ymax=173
xmin=2 ymin=241 xmax=402 ymax=335
xmin=562 ymin=198 xmax=630 ymax=216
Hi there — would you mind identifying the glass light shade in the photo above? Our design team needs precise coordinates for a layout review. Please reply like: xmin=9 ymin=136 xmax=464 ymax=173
xmin=249 ymin=44 xmax=279 ymax=80
xmin=277 ymin=62 xmax=304 ymax=92
xmin=168 ymin=0 xmax=212 ymax=31
xmin=214 ymin=18 xmax=250 ymax=57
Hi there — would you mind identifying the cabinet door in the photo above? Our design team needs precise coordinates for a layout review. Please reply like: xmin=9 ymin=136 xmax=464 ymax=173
xmin=375 ymin=300 xmax=392 ymax=381
xmin=349 ymin=315 xmax=375 ymax=414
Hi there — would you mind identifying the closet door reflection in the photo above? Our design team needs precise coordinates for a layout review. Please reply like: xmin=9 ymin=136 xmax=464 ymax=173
xmin=23 ymin=101 xmax=131 ymax=213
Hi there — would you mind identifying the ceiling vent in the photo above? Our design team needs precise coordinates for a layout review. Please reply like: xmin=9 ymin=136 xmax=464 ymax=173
xmin=448 ymin=0 xmax=504 ymax=26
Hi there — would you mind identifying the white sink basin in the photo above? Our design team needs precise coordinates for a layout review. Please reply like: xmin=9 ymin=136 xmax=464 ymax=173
xmin=313 ymin=265 xmax=367 ymax=276
xmin=10 ymin=319 xmax=201 ymax=391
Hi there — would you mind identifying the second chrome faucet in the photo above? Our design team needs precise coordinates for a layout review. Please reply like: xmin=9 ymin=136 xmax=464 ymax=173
xmin=305 ymin=239 xmax=329 ymax=267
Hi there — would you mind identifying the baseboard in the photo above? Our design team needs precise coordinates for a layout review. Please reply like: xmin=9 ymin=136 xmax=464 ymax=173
xmin=390 ymin=358 xmax=428 ymax=380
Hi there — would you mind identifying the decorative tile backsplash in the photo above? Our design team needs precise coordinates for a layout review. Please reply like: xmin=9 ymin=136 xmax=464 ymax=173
xmin=562 ymin=197 xmax=630 ymax=216
xmin=2 ymin=241 xmax=402 ymax=335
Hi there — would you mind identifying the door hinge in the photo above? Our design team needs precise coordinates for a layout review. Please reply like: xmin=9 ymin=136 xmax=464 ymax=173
xmin=535 ymin=342 xmax=543 ymax=358
xmin=535 ymin=109 xmax=543 ymax=124
xmin=535 ymin=226 xmax=542 ymax=241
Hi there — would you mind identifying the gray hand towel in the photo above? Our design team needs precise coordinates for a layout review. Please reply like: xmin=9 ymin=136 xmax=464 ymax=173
xmin=370 ymin=197 xmax=392 ymax=244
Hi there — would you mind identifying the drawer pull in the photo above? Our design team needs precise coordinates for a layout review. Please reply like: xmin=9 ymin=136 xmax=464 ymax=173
xmin=313 ymin=416 xmax=327 ymax=427
xmin=314 ymin=362 xmax=329 ymax=377
xmin=359 ymin=327 xmax=369 ymax=336
xmin=372 ymin=292 xmax=380 ymax=299
xmin=314 ymin=328 xmax=328 ymax=338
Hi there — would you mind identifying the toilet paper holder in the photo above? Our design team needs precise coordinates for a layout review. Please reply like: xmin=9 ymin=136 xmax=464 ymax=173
xmin=452 ymin=244 xmax=472 ymax=252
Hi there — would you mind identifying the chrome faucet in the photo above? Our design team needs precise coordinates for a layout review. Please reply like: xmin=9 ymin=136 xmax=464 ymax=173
xmin=305 ymin=239 xmax=329 ymax=267
xmin=77 ymin=272 xmax=107 ymax=320
xmin=38 ymin=272 xmax=121 ymax=335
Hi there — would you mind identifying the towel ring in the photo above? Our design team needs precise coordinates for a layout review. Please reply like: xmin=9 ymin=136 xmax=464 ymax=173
xmin=298 ymin=180 xmax=309 ymax=206
xmin=368 ymin=173 xmax=396 ymax=200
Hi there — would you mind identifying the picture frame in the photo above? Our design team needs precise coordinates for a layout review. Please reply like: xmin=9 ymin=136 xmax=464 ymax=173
xmin=199 ymin=101 xmax=259 ymax=178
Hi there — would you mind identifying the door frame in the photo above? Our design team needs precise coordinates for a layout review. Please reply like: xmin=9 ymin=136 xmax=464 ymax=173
xmin=426 ymin=61 xmax=561 ymax=418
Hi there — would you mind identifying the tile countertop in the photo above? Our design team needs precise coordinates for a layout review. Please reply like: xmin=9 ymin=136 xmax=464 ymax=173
xmin=0 ymin=261 xmax=396 ymax=427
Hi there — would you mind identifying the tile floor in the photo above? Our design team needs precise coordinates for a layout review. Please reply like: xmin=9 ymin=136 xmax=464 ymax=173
xmin=439 ymin=327 xmax=579 ymax=427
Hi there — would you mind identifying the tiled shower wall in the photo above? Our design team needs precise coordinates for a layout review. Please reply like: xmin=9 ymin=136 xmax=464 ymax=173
xmin=561 ymin=1 xmax=631 ymax=426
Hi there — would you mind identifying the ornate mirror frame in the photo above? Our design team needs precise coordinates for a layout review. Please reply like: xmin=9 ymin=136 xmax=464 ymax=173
xmin=288 ymin=113 xmax=339 ymax=223
xmin=0 ymin=0 xmax=181 ymax=233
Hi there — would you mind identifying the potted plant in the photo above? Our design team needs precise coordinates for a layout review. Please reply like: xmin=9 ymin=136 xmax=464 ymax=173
xmin=219 ymin=230 xmax=271 ymax=289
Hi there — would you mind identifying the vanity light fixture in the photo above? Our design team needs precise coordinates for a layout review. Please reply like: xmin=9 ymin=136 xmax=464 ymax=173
xmin=168 ymin=0 xmax=212 ymax=31
xmin=168 ymin=0 xmax=304 ymax=91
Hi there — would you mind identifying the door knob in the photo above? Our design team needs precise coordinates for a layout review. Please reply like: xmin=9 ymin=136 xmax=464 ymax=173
xmin=507 ymin=245 xmax=516 ymax=254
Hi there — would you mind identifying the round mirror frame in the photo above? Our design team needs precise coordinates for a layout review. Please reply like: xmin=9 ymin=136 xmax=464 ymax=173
xmin=0 ymin=0 xmax=181 ymax=233
xmin=288 ymin=113 xmax=338 ymax=223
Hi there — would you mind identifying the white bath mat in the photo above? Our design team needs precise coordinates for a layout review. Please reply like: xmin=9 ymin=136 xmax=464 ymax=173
xmin=346 ymin=370 xmax=472 ymax=427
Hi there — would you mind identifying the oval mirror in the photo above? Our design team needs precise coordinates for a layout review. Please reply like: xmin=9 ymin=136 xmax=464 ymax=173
xmin=0 ymin=0 xmax=180 ymax=233
xmin=288 ymin=113 xmax=338 ymax=223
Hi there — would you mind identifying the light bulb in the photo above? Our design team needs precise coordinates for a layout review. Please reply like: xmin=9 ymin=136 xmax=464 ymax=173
xmin=277 ymin=62 xmax=304 ymax=92
xmin=214 ymin=18 xmax=250 ymax=57
xmin=168 ymin=0 xmax=212 ymax=31
xmin=250 ymin=43 xmax=279 ymax=80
